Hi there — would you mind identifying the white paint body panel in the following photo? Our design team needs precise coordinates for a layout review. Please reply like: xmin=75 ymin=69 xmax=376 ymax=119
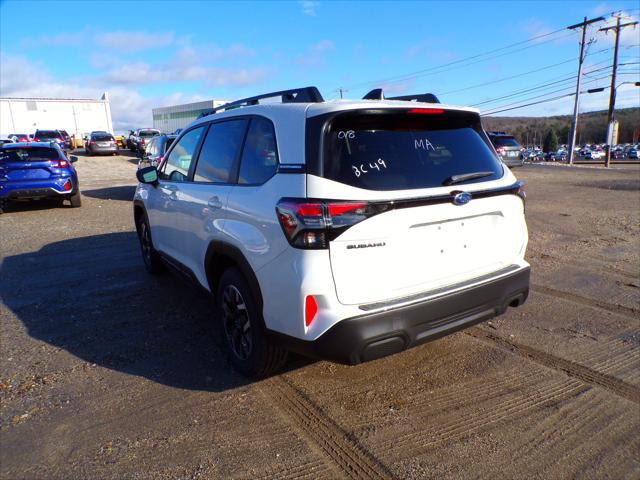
xmin=137 ymin=99 xmax=530 ymax=342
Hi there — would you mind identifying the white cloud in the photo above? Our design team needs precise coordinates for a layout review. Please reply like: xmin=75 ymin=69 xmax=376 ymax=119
xmin=20 ymin=32 xmax=86 ymax=49
xmin=596 ymin=12 xmax=640 ymax=47
xmin=94 ymin=31 xmax=176 ymax=51
xmin=299 ymin=1 xmax=319 ymax=16
xmin=94 ymin=61 xmax=267 ymax=88
xmin=295 ymin=39 xmax=334 ymax=67
xmin=0 ymin=53 xmax=266 ymax=131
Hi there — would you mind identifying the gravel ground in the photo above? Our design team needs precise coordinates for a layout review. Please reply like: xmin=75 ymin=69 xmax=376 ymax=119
xmin=1 ymin=154 xmax=638 ymax=479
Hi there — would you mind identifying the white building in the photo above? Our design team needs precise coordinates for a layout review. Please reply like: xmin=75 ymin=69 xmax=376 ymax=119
xmin=0 ymin=93 xmax=113 ymax=138
xmin=152 ymin=99 xmax=228 ymax=133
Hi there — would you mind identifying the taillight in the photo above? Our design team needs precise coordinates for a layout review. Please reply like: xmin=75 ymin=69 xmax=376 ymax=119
xmin=34 ymin=137 xmax=40 ymax=142
xmin=496 ymin=146 xmax=505 ymax=154
xmin=276 ymin=199 xmax=386 ymax=249
xmin=90 ymin=140 xmax=95 ymax=145
xmin=305 ymin=295 xmax=318 ymax=327
xmin=141 ymin=139 xmax=145 ymax=145
xmin=50 ymin=159 xmax=70 ymax=168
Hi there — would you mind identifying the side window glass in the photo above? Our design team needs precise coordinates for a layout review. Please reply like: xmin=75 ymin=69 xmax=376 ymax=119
xmin=159 ymin=127 xmax=204 ymax=182
xmin=194 ymin=120 xmax=247 ymax=183
xmin=238 ymin=118 xmax=278 ymax=185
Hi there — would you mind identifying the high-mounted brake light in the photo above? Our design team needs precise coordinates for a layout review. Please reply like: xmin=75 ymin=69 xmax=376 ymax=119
xmin=305 ymin=295 xmax=318 ymax=327
xmin=276 ymin=199 xmax=387 ymax=249
xmin=407 ymin=108 xmax=444 ymax=115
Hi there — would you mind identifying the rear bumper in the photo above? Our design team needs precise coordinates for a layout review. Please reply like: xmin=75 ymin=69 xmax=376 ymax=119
xmin=0 ymin=178 xmax=77 ymax=200
xmin=269 ymin=266 xmax=530 ymax=364
xmin=503 ymin=157 xmax=524 ymax=167
xmin=89 ymin=146 xmax=118 ymax=154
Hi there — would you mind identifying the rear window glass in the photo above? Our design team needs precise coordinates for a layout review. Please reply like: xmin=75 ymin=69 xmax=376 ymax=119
xmin=321 ymin=111 xmax=503 ymax=191
xmin=140 ymin=130 xmax=159 ymax=138
xmin=93 ymin=134 xmax=114 ymax=141
xmin=0 ymin=147 xmax=59 ymax=162
xmin=37 ymin=131 xmax=60 ymax=139
xmin=491 ymin=136 xmax=520 ymax=147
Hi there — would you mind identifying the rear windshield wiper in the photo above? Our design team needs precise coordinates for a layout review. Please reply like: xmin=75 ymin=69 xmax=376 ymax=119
xmin=442 ymin=171 xmax=494 ymax=186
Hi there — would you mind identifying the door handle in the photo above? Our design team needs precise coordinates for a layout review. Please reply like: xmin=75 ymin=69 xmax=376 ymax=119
xmin=207 ymin=196 xmax=223 ymax=209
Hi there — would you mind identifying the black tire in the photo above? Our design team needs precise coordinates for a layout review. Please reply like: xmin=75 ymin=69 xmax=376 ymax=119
xmin=136 ymin=212 xmax=164 ymax=274
xmin=69 ymin=190 xmax=82 ymax=208
xmin=217 ymin=267 xmax=287 ymax=378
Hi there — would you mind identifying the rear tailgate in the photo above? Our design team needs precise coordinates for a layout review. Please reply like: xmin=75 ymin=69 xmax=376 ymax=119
xmin=306 ymin=107 xmax=527 ymax=306
xmin=327 ymin=195 xmax=526 ymax=304
xmin=0 ymin=147 xmax=62 ymax=182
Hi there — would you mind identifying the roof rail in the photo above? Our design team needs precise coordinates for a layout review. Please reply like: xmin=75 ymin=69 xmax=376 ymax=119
xmin=198 ymin=86 xmax=324 ymax=118
xmin=361 ymin=89 xmax=440 ymax=104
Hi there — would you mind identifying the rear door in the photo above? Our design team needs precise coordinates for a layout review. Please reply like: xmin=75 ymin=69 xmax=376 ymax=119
xmin=306 ymin=108 xmax=527 ymax=305
xmin=180 ymin=118 xmax=249 ymax=286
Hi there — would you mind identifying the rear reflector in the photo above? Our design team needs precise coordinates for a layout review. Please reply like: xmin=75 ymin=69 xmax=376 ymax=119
xmin=62 ymin=179 xmax=72 ymax=191
xmin=305 ymin=295 xmax=318 ymax=327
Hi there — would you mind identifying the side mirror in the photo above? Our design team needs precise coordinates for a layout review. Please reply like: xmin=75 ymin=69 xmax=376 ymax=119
xmin=69 ymin=155 xmax=78 ymax=163
xmin=136 ymin=166 xmax=158 ymax=185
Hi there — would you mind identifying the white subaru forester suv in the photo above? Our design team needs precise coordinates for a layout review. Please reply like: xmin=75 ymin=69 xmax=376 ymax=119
xmin=134 ymin=87 xmax=530 ymax=377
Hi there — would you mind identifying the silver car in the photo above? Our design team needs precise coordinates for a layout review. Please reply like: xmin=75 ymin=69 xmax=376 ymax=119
xmin=86 ymin=132 xmax=118 ymax=156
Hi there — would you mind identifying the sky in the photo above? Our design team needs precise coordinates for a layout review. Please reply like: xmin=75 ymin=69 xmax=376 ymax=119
xmin=1 ymin=0 xmax=639 ymax=131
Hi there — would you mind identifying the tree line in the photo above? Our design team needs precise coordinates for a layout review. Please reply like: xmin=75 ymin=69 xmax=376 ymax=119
xmin=482 ymin=107 xmax=639 ymax=148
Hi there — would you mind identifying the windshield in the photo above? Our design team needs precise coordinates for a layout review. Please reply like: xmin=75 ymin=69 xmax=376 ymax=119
xmin=0 ymin=147 xmax=59 ymax=162
xmin=492 ymin=136 xmax=520 ymax=147
xmin=319 ymin=110 xmax=503 ymax=191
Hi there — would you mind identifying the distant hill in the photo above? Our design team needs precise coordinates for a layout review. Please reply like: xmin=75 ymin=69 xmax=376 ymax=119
xmin=482 ymin=107 xmax=639 ymax=146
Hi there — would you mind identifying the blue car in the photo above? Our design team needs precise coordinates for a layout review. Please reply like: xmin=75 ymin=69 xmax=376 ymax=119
xmin=0 ymin=142 xmax=81 ymax=213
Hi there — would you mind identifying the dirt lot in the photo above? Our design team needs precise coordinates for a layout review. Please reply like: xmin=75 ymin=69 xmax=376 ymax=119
xmin=1 ymin=152 xmax=639 ymax=479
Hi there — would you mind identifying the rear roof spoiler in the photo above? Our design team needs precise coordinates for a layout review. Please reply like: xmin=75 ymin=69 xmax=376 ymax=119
xmin=362 ymin=89 xmax=440 ymax=104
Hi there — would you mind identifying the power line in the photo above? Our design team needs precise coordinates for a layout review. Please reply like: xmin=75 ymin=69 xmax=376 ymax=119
xmin=482 ymin=92 xmax=575 ymax=116
xmin=481 ymin=75 xmax=609 ymax=115
xmin=438 ymin=47 xmax=612 ymax=97
xmin=469 ymin=60 xmax=616 ymax=108
xmin=342 ymin=27 xmax=576 ymax=90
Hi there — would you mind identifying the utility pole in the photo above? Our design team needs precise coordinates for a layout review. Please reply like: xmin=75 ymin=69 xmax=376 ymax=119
xmin=600 ymin=16 xmax=638 ymax=167
xmin=567 ymin=16 xmax=605 ymax=165
xmin=338 ymin=88 xmax=346 ymax=99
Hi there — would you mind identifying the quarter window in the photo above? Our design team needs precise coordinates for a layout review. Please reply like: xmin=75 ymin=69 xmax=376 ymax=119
xmin=194 ymin=120 xmax=247 ymax=183
xmin=238 ymin=118 xmax=278 ymax=184
xmin=159 ymin=127 xmax=204 ymax=182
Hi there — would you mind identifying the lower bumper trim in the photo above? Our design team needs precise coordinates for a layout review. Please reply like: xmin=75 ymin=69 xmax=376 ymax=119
xmin=267 ymin=266 xmax=530 ymax=365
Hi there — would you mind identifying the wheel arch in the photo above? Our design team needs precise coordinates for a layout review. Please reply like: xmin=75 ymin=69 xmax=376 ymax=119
xmin=205 ymin=241 xmax=264 ymax=313
xmin=133 ymin=199 xmax=146 ymax=235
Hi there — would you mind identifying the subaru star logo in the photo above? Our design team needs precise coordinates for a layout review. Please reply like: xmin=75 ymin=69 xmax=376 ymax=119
xmin=452 ymin=191 xmax=472 ymax=206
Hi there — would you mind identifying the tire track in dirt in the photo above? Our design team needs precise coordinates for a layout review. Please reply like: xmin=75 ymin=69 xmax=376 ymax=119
xmin=468 ymin=328 xmax=640 ymax=404
xmin=531 ymin=284 xmax=639 ymax=317
xmin=260 ymin=376 xmax=395 ymax=480
xmin=379 ymin=376 xmax=588 ymax=459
